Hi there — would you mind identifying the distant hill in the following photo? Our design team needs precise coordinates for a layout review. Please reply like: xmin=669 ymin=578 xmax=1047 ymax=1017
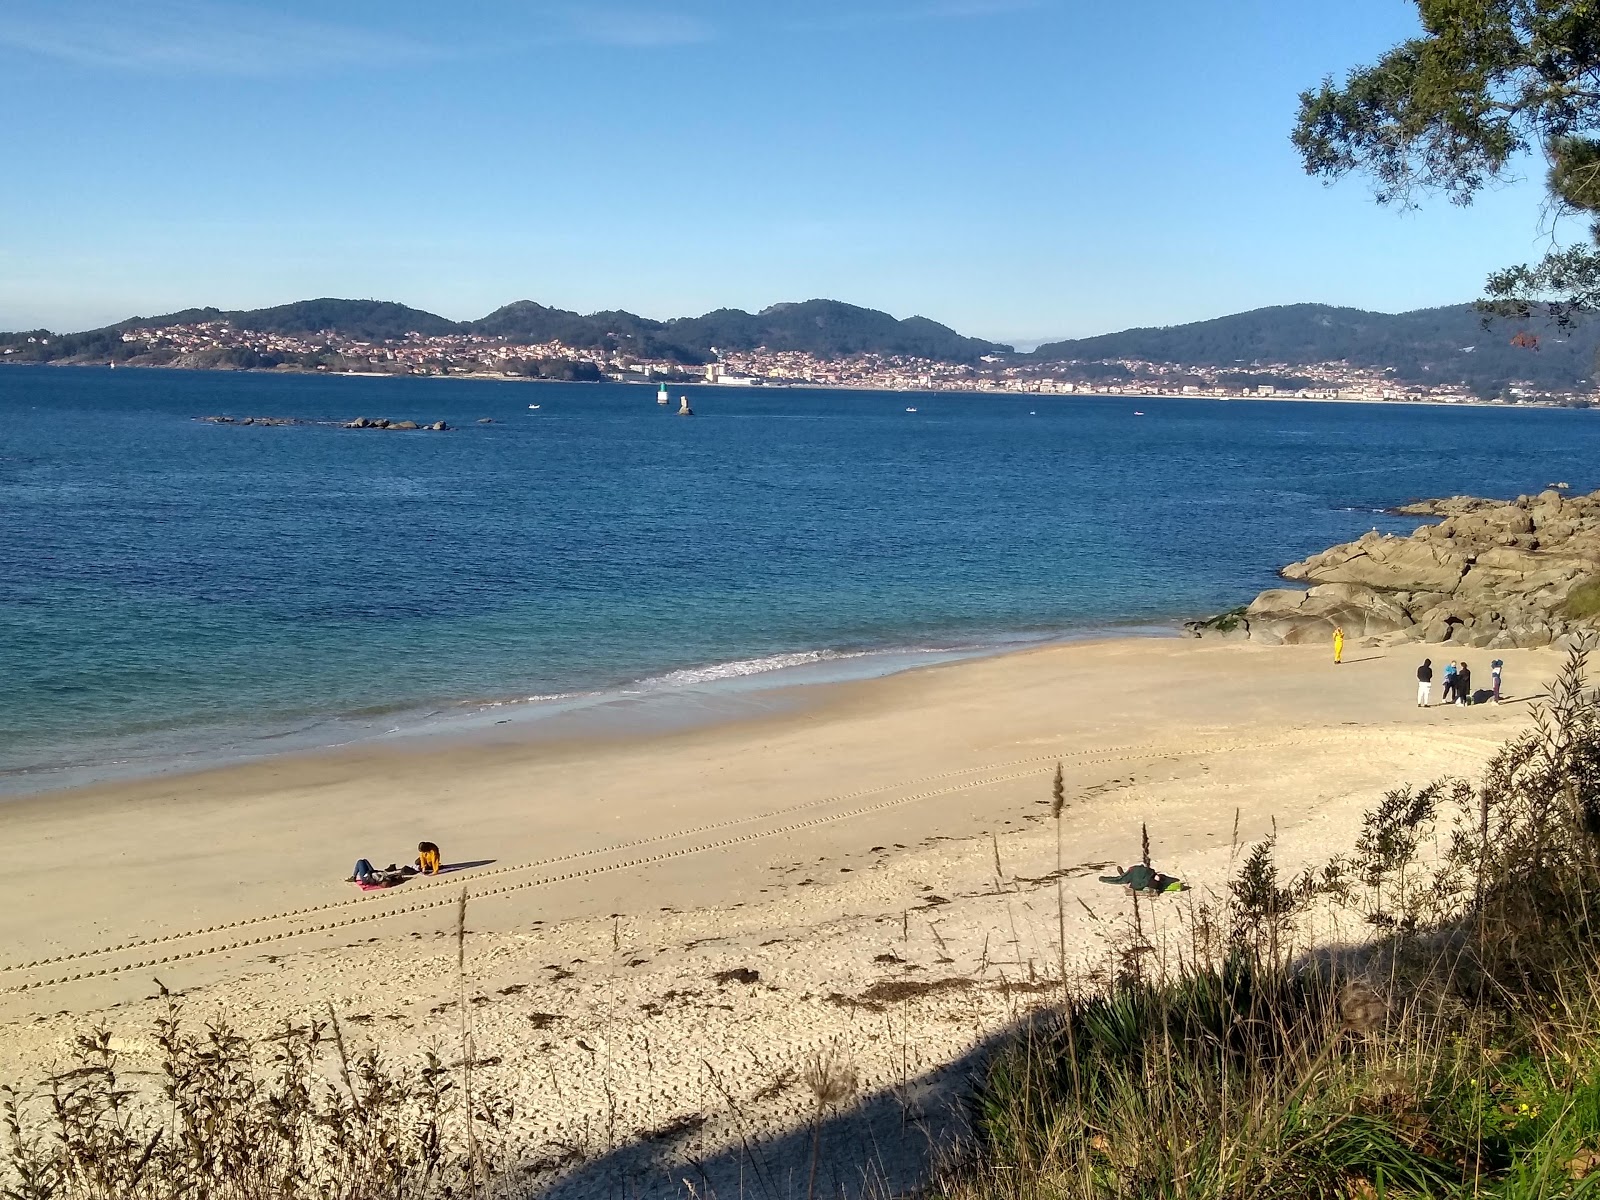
xmin=19 ymin=297 xmax=1597 ymax=392
xmin=2 ymin=297 xmax=1011 ymax=365
xmin=470 ymin=301 xmax=709 ymax=364
xmin=666 ymin=300 xmax=1004 ymax=360
xmin=229 ymin=299 xmax=462 ymax=341
xmin=1032 ymin=303 xmax=1600 ymax=395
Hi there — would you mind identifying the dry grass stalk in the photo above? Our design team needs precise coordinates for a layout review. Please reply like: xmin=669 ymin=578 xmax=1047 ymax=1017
xmin=804 ymin=1047 xmax=859 ymax=1200
xmin=454 ymin=887 xmax=481 ymax=1199
xmin=1 ymin=995 xmax=497 ymax=1199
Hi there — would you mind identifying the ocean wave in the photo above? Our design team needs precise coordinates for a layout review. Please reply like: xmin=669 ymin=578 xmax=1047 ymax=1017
xmin=450 ymin=690 xmax=581 ymax=710
xmin=642 ymin=648 xmax=875 ymax=688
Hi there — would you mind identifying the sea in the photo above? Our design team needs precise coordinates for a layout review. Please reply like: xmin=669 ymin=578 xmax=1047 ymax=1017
xmin=4 ymin=365 xmax=1597 ymax=795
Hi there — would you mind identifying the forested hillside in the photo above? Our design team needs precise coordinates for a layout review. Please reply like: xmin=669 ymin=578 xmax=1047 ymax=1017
xmin=1 ymin=297 xmax=1009 ymax=365
xmin=1032 ymin=303 xmax=1600 ymax=394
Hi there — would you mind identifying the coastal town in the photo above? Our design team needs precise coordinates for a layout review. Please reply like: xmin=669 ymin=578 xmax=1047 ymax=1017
xmin=3 ymin=316 xmax=1591 ymax=406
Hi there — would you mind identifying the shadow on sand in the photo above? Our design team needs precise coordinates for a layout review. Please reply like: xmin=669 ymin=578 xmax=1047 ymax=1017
xmin=441 ymin=859 xmax=497 ymax=874
xmin=516 ymin=1017 xmax=1035 ymax=1200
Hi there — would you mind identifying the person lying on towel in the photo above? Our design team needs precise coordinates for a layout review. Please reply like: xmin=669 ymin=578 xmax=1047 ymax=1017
xmin=347 ymin=859 xmax=402 ymax=888
xmin=1099 ymin=864 xmax=1184 ymax=894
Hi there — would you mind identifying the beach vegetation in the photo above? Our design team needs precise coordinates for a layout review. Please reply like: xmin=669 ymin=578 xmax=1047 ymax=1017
xmin=0 ymin=997 xmax=508 ymax=1200
xmin=1 ymin=891 xmax=507 ymax=1200
xmin=936 ymin=648 xmax=1600 ymax=1199
xmin=803 ymin=1046 xmax=860 ymax=1200
xmin=1192 ymin=605 xmax=1248 ymax=635
xmin=1566 ymin=577 xmax=1600 ymax=622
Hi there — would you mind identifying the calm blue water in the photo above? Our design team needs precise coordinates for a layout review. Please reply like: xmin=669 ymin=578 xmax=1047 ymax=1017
xmin=3 ymin=365 xmax=1597 ymax=791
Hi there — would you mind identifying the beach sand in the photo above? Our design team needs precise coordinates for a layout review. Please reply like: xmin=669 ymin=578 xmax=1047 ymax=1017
xmin=0 ymin=638 xmax=1559 ymax=1197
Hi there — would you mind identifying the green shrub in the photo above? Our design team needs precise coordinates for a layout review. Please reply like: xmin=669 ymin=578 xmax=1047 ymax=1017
xmin=1567 ymin=577 xmax=1600 ymax=621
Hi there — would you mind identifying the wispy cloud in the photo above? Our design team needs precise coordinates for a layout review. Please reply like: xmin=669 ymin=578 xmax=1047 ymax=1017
xmin=780 ymin=0 xmax=1042 ymax=34
xmin=549 ymin=6 xmax=716 ymax=47
xmin=0 ymin=1 xmax=434 ymax=75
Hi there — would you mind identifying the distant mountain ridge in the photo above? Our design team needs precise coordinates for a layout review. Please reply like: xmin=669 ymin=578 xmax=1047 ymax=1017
xmin=9 ymin=298 xmax=1600 ymax=394
xmin=1031 ymin=302 xmax=1600 ymax=394
xmin=3 ymin=297 xmax=1010 ymax=365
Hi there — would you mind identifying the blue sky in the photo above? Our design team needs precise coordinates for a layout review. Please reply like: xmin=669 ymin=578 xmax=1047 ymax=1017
xmin=0 ymin=0 xmax=1564 ymax=343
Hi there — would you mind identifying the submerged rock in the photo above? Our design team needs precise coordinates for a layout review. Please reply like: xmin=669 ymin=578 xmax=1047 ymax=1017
xmin=199 ymin=415 xmax=299 ymax=426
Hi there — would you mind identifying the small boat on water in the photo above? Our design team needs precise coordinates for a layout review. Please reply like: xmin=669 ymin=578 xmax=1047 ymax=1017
xmin=528 ymin=404 xmax=540 ymax=410
xmin=657 ymin=384 xmax=670 ymax=405
xmin=905 ymin=407 xmax=918 ymax=413
xmin=1133 ymin=410 xmax=1145 ymax=416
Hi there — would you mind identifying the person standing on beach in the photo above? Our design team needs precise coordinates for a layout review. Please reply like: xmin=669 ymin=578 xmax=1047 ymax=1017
xmin=1491 ymin=659 xmax=1504 ymax=703
xmin=1333 ymin=627 xmax=1345 ymax=664
xmin=1457 ymin=661 xmax=1473 ymax=706
xmin=1442 ymin=660 xmax=1458 ymax=704
xmin=1416 ymin=658 xmax=1433 ymax=707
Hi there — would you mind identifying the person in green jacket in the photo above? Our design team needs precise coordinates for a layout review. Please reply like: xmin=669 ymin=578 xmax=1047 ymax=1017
xmin=1099 ymin=864 xmax=1184 ymax=894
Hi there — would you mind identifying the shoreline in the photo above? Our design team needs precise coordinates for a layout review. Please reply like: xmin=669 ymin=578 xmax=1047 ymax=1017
xmin=4 ymin=359 xmax=1588 ymax=410
xmin=0 ymin=635 xmax=1565 ymax=1196
xmin=0 ymin=622 xmax=1185 ymax=801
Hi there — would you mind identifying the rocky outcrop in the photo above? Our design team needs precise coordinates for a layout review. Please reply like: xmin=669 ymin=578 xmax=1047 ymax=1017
xmin=199 ymin=416 xmax=300 ymax=426
xmin=199 ymin=414 xmax=449 ymax=430
xmin=1191 ymin=488 xmax=1600 ymax=649
xmin=342 ymin=417 xmax=447 ymax=430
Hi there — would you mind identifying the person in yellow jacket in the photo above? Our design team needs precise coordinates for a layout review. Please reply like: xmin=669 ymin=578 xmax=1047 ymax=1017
xmin=1333 ymin=627 xmax=1345 ymax=664
xmin=415 ymin=841 xmax=442 ymax=875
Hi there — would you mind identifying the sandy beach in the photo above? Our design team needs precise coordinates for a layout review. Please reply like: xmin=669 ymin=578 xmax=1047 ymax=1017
xmin=0 ymin=637 xmax=1562 ymax=1197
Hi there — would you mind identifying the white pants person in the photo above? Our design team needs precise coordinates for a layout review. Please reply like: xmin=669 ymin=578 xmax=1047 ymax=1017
xmin=1417 ymin=681 xmax=1431 ymax=707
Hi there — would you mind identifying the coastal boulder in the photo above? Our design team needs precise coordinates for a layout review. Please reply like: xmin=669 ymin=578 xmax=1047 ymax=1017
xmin=390 ymin=420 xmax=419 ymax=430
xmin=1510 ymin=624 xmax=1556 ymax=648
xmin=1240 ymin=583 xmax=1410 ymax=643
xmin=1299 ymin=583 xmax=1412 ymax=638
xmin=1238 ymin=589 xmax=1305 ymax=645
xmin=1418 ymin=618 xmax=1453 ymax=643
xmin=1211 ymin=489 xmax=1600 ymax=648
xmin=1285 ymin=535 xmax=1470 ymax=594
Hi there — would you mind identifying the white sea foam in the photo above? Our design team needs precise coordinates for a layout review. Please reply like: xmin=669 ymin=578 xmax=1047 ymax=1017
xmin=643 ymin=648 xmax=876 ymax=689
xmin=459 ymin=691 xmax=581 ymax=712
